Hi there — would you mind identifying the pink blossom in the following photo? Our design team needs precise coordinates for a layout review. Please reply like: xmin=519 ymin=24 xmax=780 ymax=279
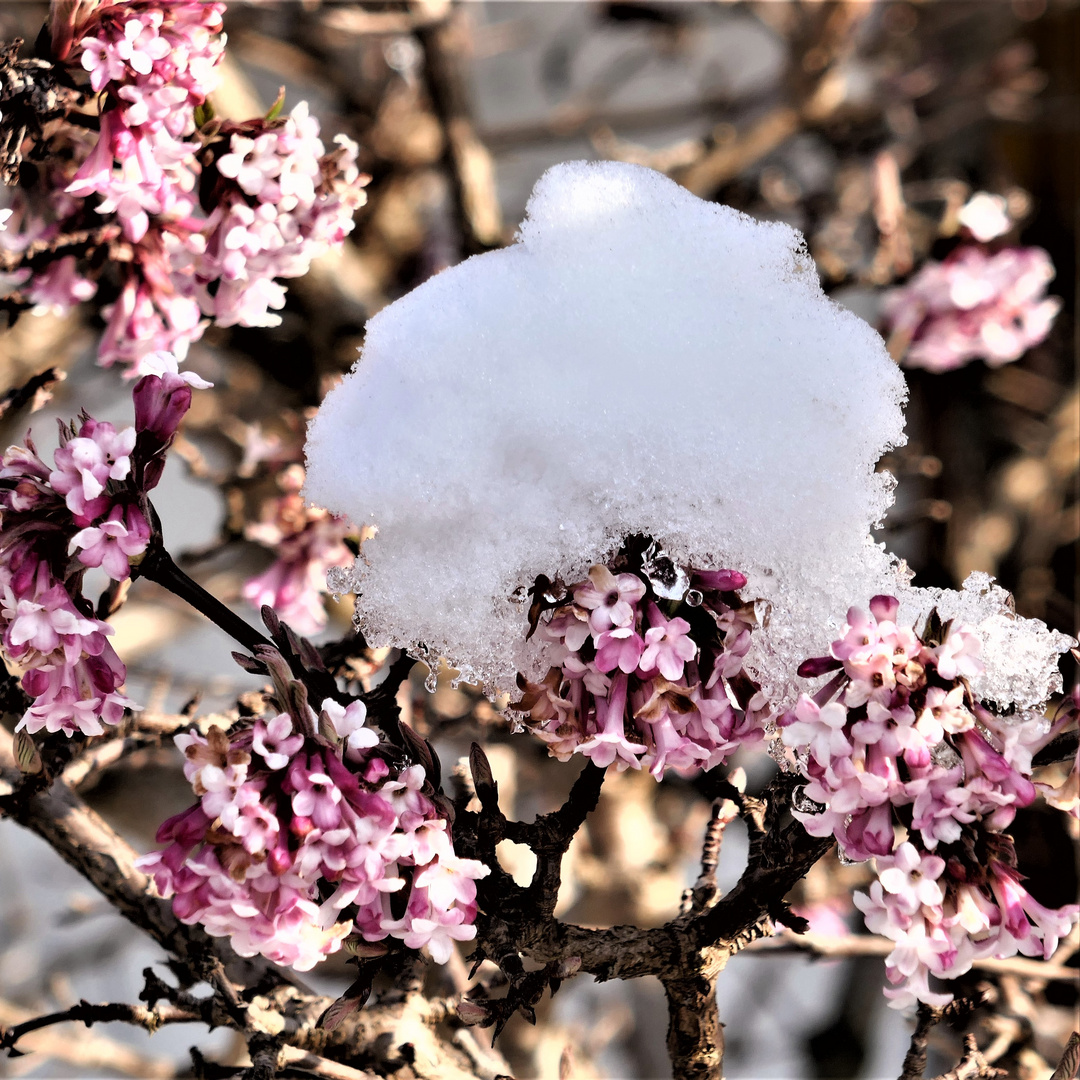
xmin=779 ymin=695 xmax=851 ymax=769
xmin=289 ymin=759 xmax=343 ymax=831
xmin=71 ymin=502 xmax=151 ymax=579
xmin=26 ymin=255 xmax=97 ymax=314
xmin=252 ymin=714 xmax=305 ymax=771
xmin=639 ymin=603 xmax=697 ymax=680
xmin=574 ymin=564 xmax=645 ymax=634
xmin=884 ymin=246 xmax=1061 ymax=372
xmin=877 ymin=843 xmax=946 ymax=914
xmin=928 ymin=624 xmax=982 ymax=682
xmin=575 ymin=674 xmax=646 ymax=771
xmin=321 ymin=699 xmax=379 ymax=757
xmin=141 ymin=695 xmax=488 ymax=971
xmin=594 ymin=625 xmax=645 ymax=674
xmin=49 ymin=421 xmax=136 ymax=520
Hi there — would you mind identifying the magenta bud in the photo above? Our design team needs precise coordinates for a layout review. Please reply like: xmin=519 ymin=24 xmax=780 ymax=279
xmin=869 ymin=595 xmax=900 ymax=623
xmin=692 ymin=569 xmax=748 ymax=592
xmin=797 ymin=656 xmax=843 ymax=678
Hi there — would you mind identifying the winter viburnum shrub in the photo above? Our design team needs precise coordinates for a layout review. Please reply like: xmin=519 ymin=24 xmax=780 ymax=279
xmin=305 ymin=161 xmax=1077 ymax=1001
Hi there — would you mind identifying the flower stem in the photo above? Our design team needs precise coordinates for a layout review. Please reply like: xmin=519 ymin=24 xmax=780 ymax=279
xmin=135 ymin=539 xmax=274 ymax=657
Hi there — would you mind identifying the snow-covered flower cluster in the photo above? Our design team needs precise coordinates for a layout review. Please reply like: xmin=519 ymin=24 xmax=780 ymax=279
xmin=781 ymin=597 xmax=1079 ymax=1007
xmin=0 ymin=353 xmax=202 ymax=736
xmin=137 ymin=675 xmax=489 ymax=970
xmin=515 ymin=546 xmax=767 ymax=778
xmin=242 ymin=464 xmax=354 ymax=637
xmin=0 ymin=0 xmax=369 ymax=370
xmin=883 ymin=192 xmax=1060 ymax=372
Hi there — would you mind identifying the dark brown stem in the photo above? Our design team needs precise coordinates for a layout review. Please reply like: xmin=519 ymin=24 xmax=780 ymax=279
xmin=900 ymin=1002 xmax=943 ymax=1080
xmin=0 ymin=999 xmax=204 ymax=1054
xmin=135 ymin=540 xmax=274 ymax=657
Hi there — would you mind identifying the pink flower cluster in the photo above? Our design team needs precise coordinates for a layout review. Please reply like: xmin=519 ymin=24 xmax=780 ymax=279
xmin=138 ymin=692 xmax=489 ymax=971
xmin=1 ymin=1 xmax=368 ymax=370
xmin=883 ymin=246 xmax=1061 ymax=372
xmin=781 ymin=597 xmax=1079 ymax=1007
xmin=0 ymin=353 xmax=200 ymax=736
xmin=242 ymin=464 xmax=354 ymax=637
xmin=195 ymin=103 xmax=367 ymax=329
xmin=517 ymin=555 xmax=766 ymax=778
xmin=855 ymin=836 xmax=1077 ymax=1010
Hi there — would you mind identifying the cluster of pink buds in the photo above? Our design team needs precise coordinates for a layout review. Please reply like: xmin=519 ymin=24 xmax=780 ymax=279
xmin=516 ymin=543 xmax=767 ymax=778
xmin=0 ymin=351 xmax=203 ymax=736
xmin=242 ymin=464 xmax=354 ymax=637
xmin=0 ymin=0 xmax=369 ymax=370
xmin=138 ymin=664 xmax=489 ymax=971
xmin=883 ymin=242 xmax=1060 ymax=373
xmin=781 ymin=597 xmax=1079 ymax=1007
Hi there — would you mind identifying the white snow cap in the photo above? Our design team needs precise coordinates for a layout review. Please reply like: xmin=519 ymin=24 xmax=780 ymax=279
xmin=305 ymin=161 xmax=1070 ymax=706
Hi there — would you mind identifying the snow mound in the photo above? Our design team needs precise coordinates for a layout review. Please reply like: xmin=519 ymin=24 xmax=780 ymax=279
xmin=305 ymin=161 xmax=1069 ymax=709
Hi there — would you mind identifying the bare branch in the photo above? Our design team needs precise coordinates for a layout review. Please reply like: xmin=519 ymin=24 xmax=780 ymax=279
xmin=0 ymin=998 xmax=205 ymax=1055
xmin=928 ymin=1033 xmax=1007 ymax=1080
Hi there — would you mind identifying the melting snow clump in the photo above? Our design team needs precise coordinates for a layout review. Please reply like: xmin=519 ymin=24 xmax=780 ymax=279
xmin=305 ymin=161 xmax=1071 ymax=708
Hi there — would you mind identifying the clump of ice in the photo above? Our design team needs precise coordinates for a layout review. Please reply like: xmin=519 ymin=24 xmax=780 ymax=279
xmin=902 ymin=573 xmax=1073 ymax=709
xmin=305 ymin=161 xmax=1070 ymax=709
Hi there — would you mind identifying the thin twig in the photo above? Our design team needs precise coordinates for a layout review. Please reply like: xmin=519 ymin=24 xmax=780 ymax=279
xmin=928 ymin=1033 xmax=1007 ymax=1080
xmin=0 ymin=998 xmax=203 ymax=1055
xmin=743 ymin=930 xmax=1080 ymax=983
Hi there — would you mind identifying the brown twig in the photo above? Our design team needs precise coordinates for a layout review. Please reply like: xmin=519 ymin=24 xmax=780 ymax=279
xmin=1049 ymin=1031 xmax=1080 ymax=1080
xmin=0 ymin=998 xmax=205 ymax=1055
xmin=743 ymin=931 xmax=1080 ymax=983
xmin=928 ymin=1033 xmax=1007 ymax=1080
xmin=0 ymin=726 xmax=299 ymax=993
xmin=415 ymin=6 xmax=503 ymax=252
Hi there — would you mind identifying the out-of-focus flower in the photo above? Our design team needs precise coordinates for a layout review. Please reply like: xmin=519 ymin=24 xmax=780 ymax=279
xmin=883 ymin=246 xmax=1061 ymax=372
xmin=242 ymin=466 xmax=354 ymax=636
xmin=957 ymin=192 xmax=1011 ymax=243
